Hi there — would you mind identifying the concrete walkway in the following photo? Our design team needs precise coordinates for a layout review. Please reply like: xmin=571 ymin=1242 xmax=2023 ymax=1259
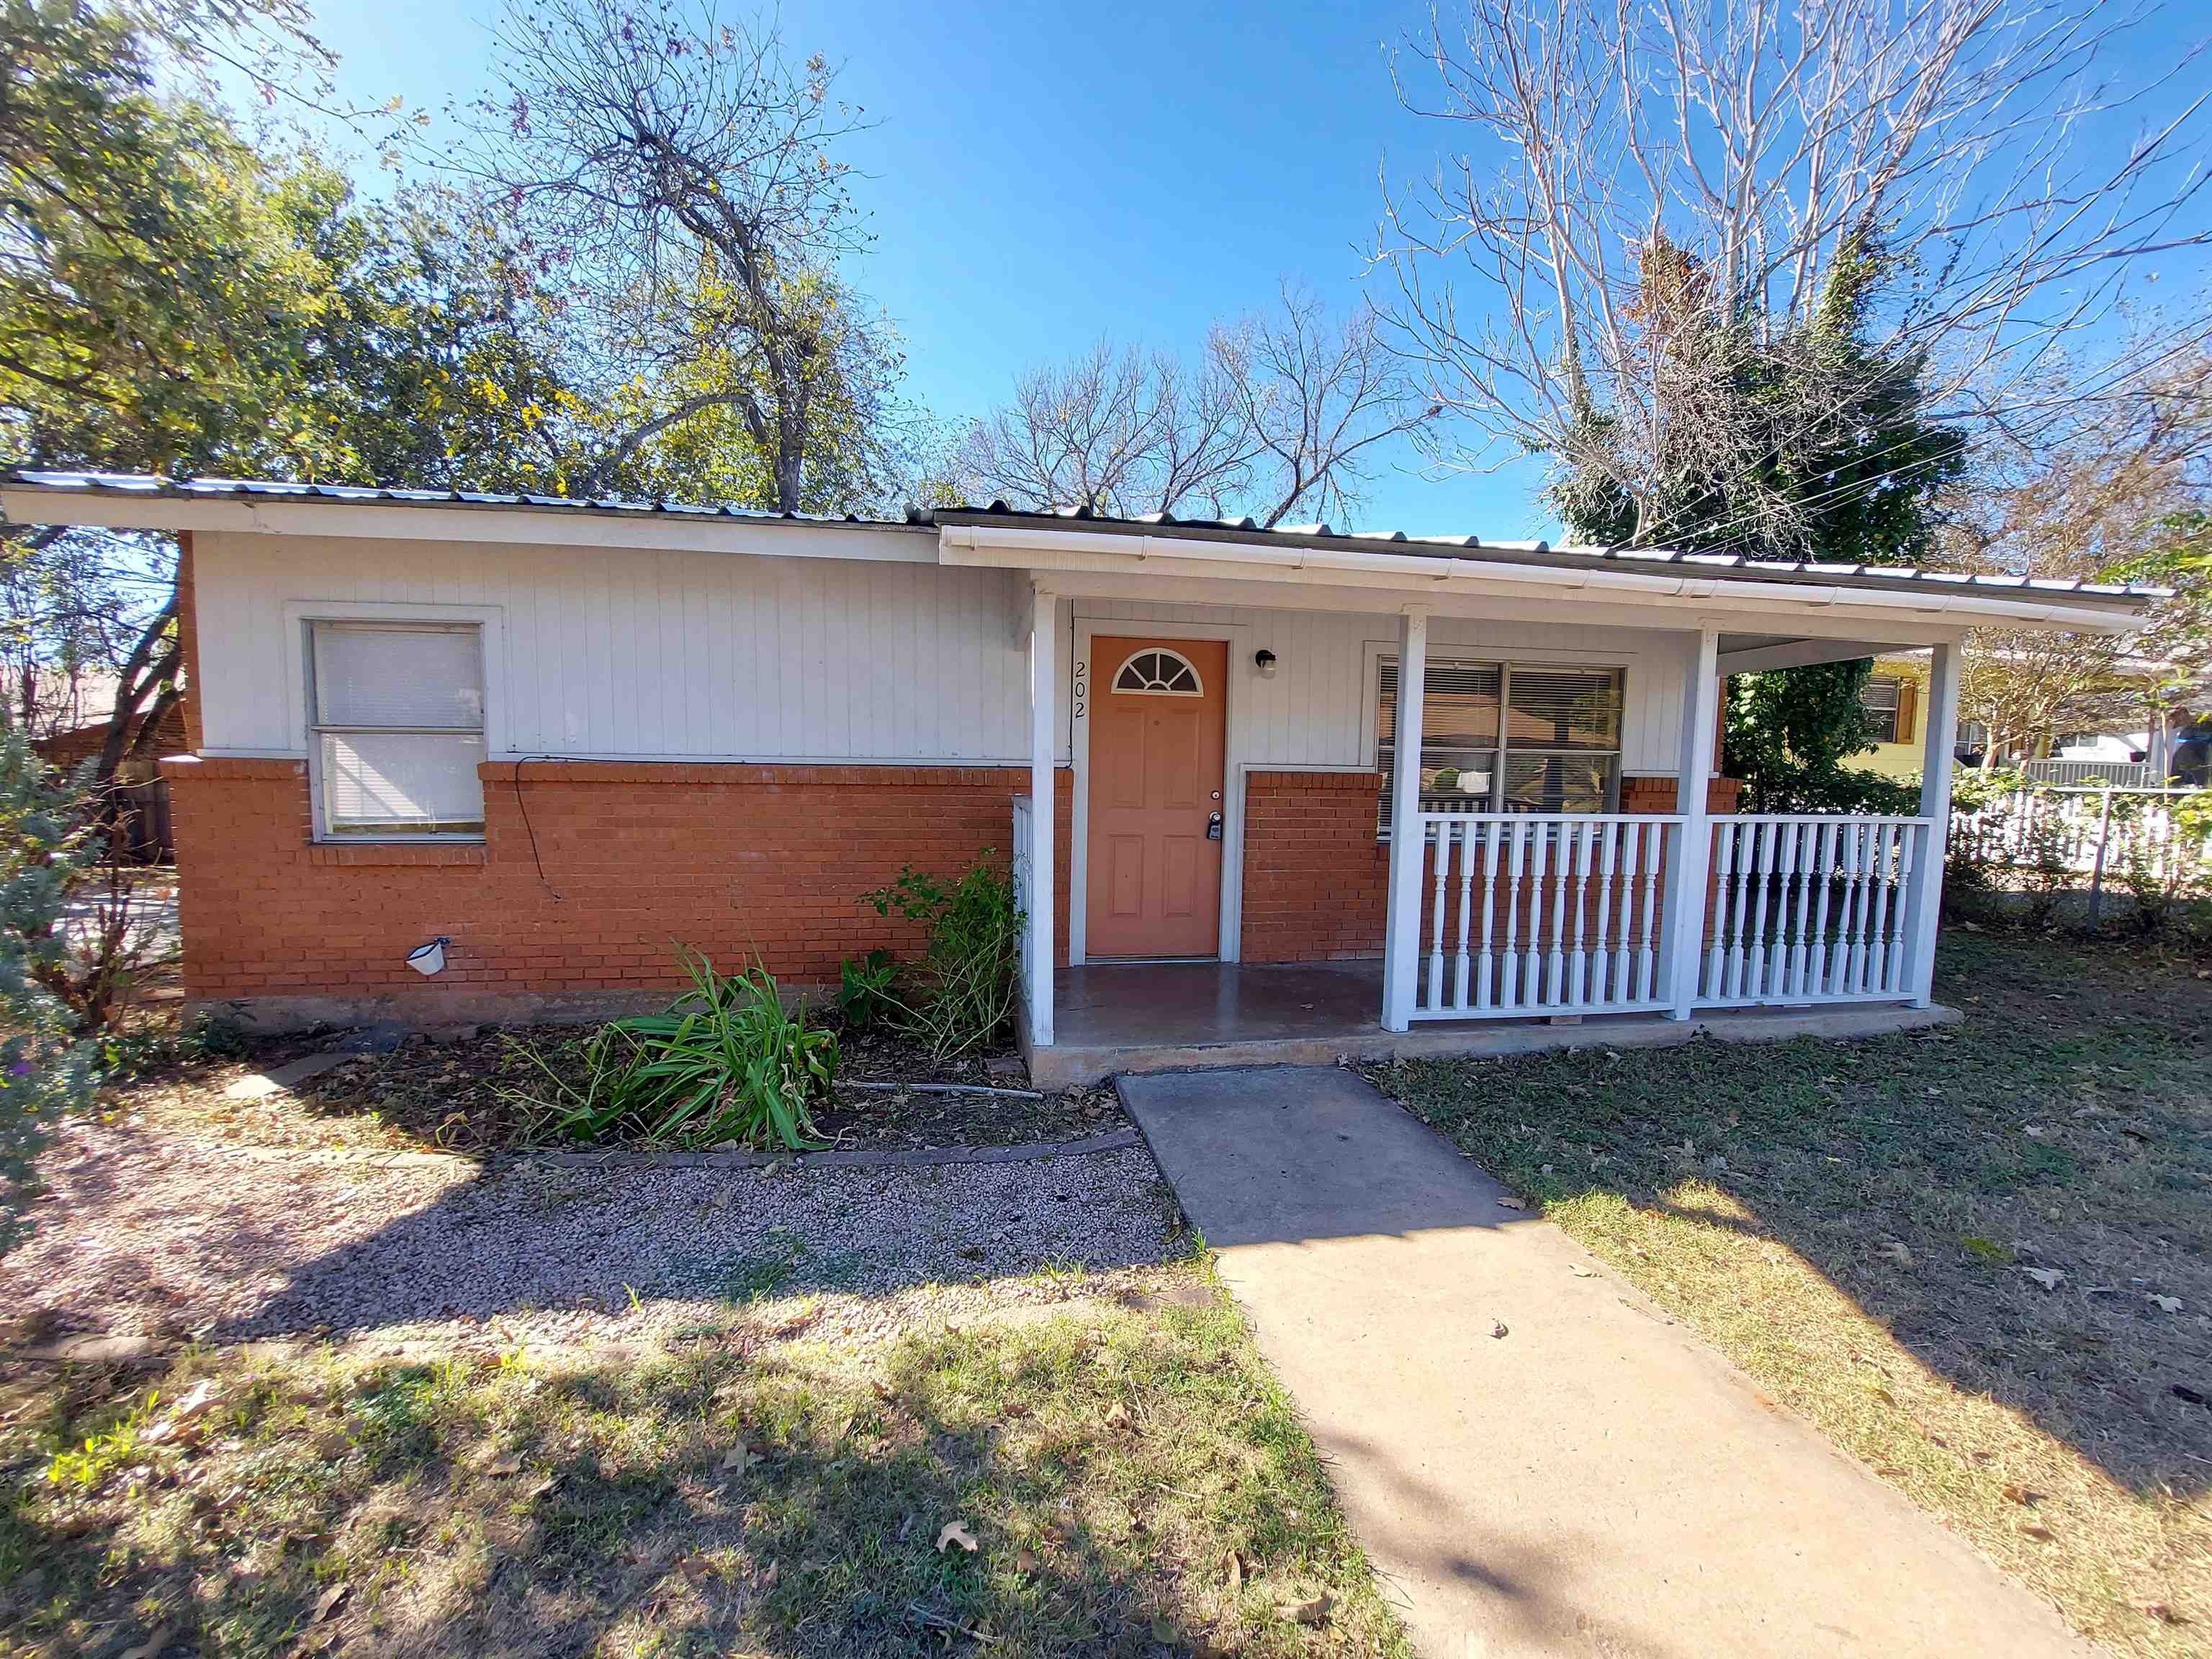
xmin=1120 ymin=1066 xmax=2095 ymax=1659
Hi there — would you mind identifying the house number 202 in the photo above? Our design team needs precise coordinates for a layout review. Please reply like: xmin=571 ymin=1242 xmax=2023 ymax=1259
xmin=1073 ymin=659 xmax=1087 ymax=721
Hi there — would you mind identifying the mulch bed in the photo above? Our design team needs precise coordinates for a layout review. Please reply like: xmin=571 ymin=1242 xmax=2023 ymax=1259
xmin=123 ymin=1016 xmax=1127 ymax=1157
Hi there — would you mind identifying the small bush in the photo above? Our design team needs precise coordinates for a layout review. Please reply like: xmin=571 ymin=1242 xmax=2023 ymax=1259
xmin=836 ymin=948 xmax=899 ymax=1031
xmin=505 ymin=950 xmax=835 ymax=1150
xmin=859 ymin=853 xmax=1024 ymax=1059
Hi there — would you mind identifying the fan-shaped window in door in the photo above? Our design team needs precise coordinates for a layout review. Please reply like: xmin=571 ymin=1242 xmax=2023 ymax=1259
xmin=1112 ymin=647 xmax=1205 ymax=696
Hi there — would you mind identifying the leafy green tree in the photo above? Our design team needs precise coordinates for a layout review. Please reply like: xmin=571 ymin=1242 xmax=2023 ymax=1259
xmin=0 ymin=728 xmax=99 ymax=1251
xmin=1553 ymin=235 xmax=1966 ymax=811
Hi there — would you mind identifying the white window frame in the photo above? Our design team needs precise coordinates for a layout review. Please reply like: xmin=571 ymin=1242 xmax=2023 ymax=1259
xmin=287 ymin=602 xmax=505 ymax=844
xmin=1374 ymin=655 xmax=1627 ymax=837
xmin=1110 ymin=645 xmax=1207 ymax=697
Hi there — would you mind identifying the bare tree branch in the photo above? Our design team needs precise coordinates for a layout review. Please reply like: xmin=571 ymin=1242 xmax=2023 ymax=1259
xmin=961 ymin=286 xmax=1429 ymax=527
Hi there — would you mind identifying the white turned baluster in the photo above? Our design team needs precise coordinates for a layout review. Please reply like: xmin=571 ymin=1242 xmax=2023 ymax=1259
xmin=1705 ymin=822 xmax=1735 ymax=1000
xmin=1787 ymin=822 xmax=1815 ymax=998
xmin=1453 ymin=823 xmax=1477 ymax=1012
xmin=1524 ymin=821 xmax=1549 ymax=1007
xmin=1433 ymin=818 xmax=1451 ymax=1012
xmin=1476 ymin=823 xmax=1502 ymax=1010
xmin=1595 ymin=822 xmax=1620 ymax=1005
xmin=1837 ymin=824 xmax=1868 ymax=991
xmin=1637 ymin=820 xmax=1663 ymax=1002
xmin=1727 ymin=822 xmax=1757 ymax=999
xmin=1545 ymin=824 xmax=1573 ymax=1006
xmin=1884 ymin=824 xmax=1916 ymax=993
xmin=1770 ymin=823 xmax=1799 ymax=999
xmin=1809 ymin=822 xmax=1837 ymax=995
xmin=1745 ymin=822 xmax=1774 ymax=999
xmin=1501 ymin=822 xmax=1527 ymax=1009
xmin=1863 ymin=824 xmax=1895 ymax=992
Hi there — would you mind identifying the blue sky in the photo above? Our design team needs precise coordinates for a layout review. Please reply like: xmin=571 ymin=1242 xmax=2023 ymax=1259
xmin=285 ymin=0 xmax=2207 ymax=538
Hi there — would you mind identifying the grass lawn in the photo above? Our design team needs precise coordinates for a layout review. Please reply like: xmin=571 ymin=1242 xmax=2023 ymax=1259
xmin=1371 ymin=927 xmax=2212 ymax=1658
xmin=0 ymin=1264 xmax=1411 ymax=1658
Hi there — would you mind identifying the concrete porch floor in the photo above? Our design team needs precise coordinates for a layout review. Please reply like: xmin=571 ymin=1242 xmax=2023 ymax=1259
xmin=1029 ymin=958 xmax=1960 ymax=1087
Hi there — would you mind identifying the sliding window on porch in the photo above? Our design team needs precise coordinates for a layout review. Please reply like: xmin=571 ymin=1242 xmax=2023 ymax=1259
xmin=1377 ymin=659 xmax=1624 ymax=834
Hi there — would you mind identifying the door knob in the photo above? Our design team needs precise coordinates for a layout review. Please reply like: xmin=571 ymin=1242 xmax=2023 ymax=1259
xmin=1207 ymin=811 xmax=1224 ymax=841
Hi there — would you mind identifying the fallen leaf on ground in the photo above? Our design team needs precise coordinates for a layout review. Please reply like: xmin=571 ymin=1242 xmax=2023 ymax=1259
xmin=1102 ymin=1401 xmax=1135 ymax=1431
xmin=1878 ymin=1241 xmax=1913 ymax=1268
xmin=312 ymin=1582 xmax=351 ymax=1623
xmin=1495 ymin=1195 xmax=1526 ymax=1211
xmin=936 ymin=1521 xmax=979 ymax=1554
xmin=2149 ymin=1295 xmax=2184 ymax=1313
xmin=1569 ymin=1265 xmax=1597 ymax=1279
xmin=1014 ymin=1547 xmax=1038 ymax=1575
xmin=719 ymin=1444 xmax=757 ymax=1474
xmin=118 ymin=1624 xmax=171 ymax=1659
xmin=2022 ymin=1268 xmax=2066 ymax=1292
xmin=482 ymin=1451 xmax=523 ymax=1477
xmin=1491 ymin=1321 xmax=1509 ymax=1339
xmin=1277 ymin=1591 xmax=1333 ymax=1625
xmin=1224 ymin=1548 xmax=1246 ymax=1592
xmin=2146 ymin=1603 xmax=2184 ymax=1624
xmin=2002 ymin=1485 xmax=2043 ymax=1507
xmin=2018 ymin=1524 xmax=2055 ymax=1542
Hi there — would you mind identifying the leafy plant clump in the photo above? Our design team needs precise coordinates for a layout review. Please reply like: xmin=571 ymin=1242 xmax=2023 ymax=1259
xmin=859 ymin=853 xmax=1024 ymax=1059
xmin=836 ymin=947 xmax=899 ymax=1031
xmin=507 ymin=950 xmax=835 ymax=1151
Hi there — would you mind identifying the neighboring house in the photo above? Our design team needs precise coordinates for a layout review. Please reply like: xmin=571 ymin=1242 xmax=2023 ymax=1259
xmin=0 ymin=472 xmax=2152 ymax=1082
xmin=1857 ymin=651 xmax=2193 ymax=786
xmin=26 ymin=675 xmax=186 ymax=860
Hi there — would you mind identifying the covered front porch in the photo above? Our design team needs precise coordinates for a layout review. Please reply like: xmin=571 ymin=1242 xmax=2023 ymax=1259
xmin=961 ymin=507 xmax=2139 ymax=1084
xmin=1035 ymin=956 xmax=1961 ymax=1087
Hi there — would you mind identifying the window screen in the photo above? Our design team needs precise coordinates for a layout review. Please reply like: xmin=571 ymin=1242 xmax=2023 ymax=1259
xmin=1378 ymin=657 xmax=1622 ymax=830
xmin=1860 ymin=675 xmax=1902 ymax=744
xmin=309 ymin=622 xmax=486 ymax=837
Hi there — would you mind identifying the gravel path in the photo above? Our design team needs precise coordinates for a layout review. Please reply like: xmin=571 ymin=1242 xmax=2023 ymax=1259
xmin=0 ymin=1121 xmax=1177 ymax=1352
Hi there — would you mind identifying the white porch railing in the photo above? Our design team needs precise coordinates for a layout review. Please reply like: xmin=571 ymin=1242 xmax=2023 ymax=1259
xmin=1697 ymin=815 xmax=1932 ymax=1007
xmin=1010 ymin=794 xmax=1035 ymax=1022
xmin=1408 ymin=811 xmax=1936 ymax=1021
xmin=1409 ymin=814 xmax=1684 ymax=1020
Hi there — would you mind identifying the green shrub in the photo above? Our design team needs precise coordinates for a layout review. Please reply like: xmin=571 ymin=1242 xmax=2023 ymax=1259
xmin=836 ymin=948 xmax=899 ymax=1031
xmin=506 ymin=950 xmax=835 ymax=1150
xmin=859 ymin=853 xmax=1024 ymax=1059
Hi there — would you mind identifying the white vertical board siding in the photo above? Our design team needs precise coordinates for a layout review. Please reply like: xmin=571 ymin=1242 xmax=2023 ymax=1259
xmin=194 ymin=531 xmax=1031 ymax=761
xmin=1061 ymin=600 xmax=1686 ymax=773
xmin=194 ymin=532 xmax=1691 ymax=770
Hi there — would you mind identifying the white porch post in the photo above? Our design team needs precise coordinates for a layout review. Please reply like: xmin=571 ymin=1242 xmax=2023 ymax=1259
xmin=1027 ymin=584 xmax=1057 ymax=1048
xmin=1905 ymin=639 xmax=1961 ymax=1007
xmin=1380 ymin=608 xmax=1429 ymax=1032
xmin=1663 ymin=627 xmax=1722 ymax=1020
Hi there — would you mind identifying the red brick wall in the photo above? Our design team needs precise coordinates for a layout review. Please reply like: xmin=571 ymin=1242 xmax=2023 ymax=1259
xmin=163 ymin=755 xmax=1072 ymax=1019
xmin=1240 ymin=770 xmax=1743 ymax=963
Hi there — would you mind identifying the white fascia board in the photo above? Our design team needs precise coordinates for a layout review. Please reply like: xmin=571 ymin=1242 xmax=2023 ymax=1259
xmin=939 ymin=525 xmax=2142 ymax=637
xmin=0 ymin=489 xmax=936 ymax=564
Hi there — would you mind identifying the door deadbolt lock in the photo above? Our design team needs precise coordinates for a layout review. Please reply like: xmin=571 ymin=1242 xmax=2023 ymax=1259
xmin=1207 ymin=811 xmax=1224 ymax=841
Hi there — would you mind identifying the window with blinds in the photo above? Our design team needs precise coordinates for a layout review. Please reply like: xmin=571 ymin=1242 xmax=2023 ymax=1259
xmin=307 ymin=621 xmax=487 ymax=837
xmin=1377 ymin=657 xmax=1623 ymax=831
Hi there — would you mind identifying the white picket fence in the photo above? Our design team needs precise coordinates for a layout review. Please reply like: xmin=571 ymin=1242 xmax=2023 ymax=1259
xmin=1949 ymin=785 xmax=2207 ymax=918
xmin=1697 ymin=816 xmax=1929 ymax=1007
xmin=1408 ymin=811 xmax=1935 ymax=1021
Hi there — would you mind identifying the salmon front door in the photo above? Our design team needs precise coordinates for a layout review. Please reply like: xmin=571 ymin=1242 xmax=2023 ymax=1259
xmin=1085 ymin=637 xmax=1228 ymax=958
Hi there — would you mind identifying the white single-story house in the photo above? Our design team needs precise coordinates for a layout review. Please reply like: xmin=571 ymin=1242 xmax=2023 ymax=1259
xmin=0 ymin=472 xmax=2154 ymax=1083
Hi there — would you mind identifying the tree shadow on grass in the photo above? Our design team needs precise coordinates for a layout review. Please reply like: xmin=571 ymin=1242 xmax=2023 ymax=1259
xmin=1 ymin=1302 xmax=1425 ymax=1658
xmin=1375 ymin=928 xmax=2212 ymax=1503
